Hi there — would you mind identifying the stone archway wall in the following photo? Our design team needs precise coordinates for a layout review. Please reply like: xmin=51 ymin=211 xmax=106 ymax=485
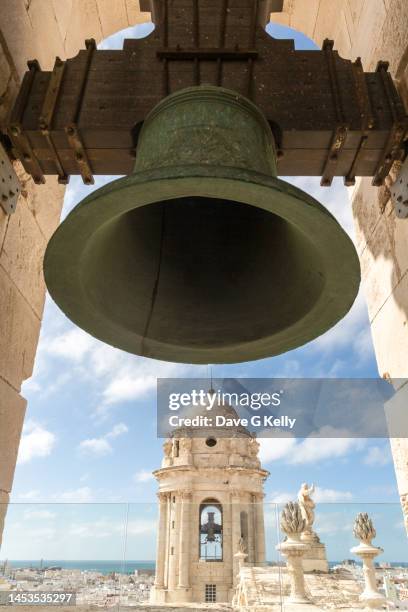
xmin=271 ymin=0 xmax=408 ymax=533
xmin=0 ymin=0 xmax=151 ymax=544
xmin=0 ymin=0 xmax=407 ymax=545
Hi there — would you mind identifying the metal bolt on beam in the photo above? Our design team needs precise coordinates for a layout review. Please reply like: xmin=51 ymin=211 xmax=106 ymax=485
xmin=391 ymin=156 xmax=408 ymax=219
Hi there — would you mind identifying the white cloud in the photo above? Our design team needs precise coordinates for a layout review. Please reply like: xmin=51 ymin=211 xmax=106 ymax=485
xmin=78 ymin=422 xmax=129 ymax=456
xmin=101 ymin=360 xmax=185 ymax=406
xmin=269 ymin=491 xmax=293 ymax=504
xmin=45 ymin=328 xmax=95 ymax=362
xmin=102 ymin=374 xmax=156 ymax=405
xmin=314 ymin=512 xmax=354 ymax=536
xmin=127 ymin=519 xmax=157 ymax=536
xmin=69 ymin=520 xmax=122 ymax=539
xmin=106 ymin=423 xmax=129 ymax=438
xmin=288 ymin=177 xmax=354 ymax=239
xmin=258 ymin=436 xmax=297 ymax=463
xmin=17 ymin=421 xmax=56 ymax=465
xmin=259 ymin=428 xmax=365 ymax=466
xmin=79 ymin=438 xmax=112 ymax=456
xmin=23 ymin=510 xmax=56 ymax=520
xmin=289 ymin=433 xmax=365 ymax=465
xmin=309 ymin=290 xmax=373 ymax=362
xmin=134 ymin=470 xmax=154 ymax=483
xmin=269 ymin=487 xmax=352 ymax=505
xmin=313 ymin=487 xmax=353 ymax=503
xmin=364 ymin=444 xmax=392 ymax=466
xmin=52 ymin=487 xmax=93 ymax=503
xmin=28 ymin=312 xmax=190 ymax=421
xmin=24 ymin=527 xmax=57 ymax=540
xmin=67 ymin=518 xmax=156 ymax=539
xmin=15 ymin=490 xmax=41 ymax=500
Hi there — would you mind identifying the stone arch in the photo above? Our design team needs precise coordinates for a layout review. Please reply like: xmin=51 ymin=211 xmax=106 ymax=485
xmin=0 ymin=0 xmax=407 ymax=547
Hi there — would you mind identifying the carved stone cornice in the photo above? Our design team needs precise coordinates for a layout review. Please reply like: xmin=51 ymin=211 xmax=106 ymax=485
xmin=157 ymin=491 xmax=170 ymax=503
xmin=180 ymin=490 xmax=193 ymax=501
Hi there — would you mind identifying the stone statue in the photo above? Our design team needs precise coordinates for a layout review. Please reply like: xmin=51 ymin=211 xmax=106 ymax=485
xmin=248 ymin=437 xmax=259 ymax=457
xmin=162 ymin=439 xmax=173 ymax=467
xmin=297 ymin=482 xmax=315 ymax=533
xmin=180 ymin=437 xmax=193 ymax=465
xmin=163 ymin=439 xmax=172 ymax=457
xmin=297 ymin=483 xmax=329 ymax=571
xmin=238 ymin=536 xmax=247 ymax=554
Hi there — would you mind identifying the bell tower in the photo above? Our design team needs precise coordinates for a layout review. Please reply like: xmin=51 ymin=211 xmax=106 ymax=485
xmin=150 ymin=400 xmax=269 ymax=605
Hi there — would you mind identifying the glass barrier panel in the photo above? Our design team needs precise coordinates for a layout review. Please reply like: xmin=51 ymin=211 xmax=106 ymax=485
xmin=1 ymin=502 xmax=407 ymax=610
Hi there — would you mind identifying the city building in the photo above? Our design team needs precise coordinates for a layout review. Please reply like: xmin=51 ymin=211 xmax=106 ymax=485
xmin=150 ymin=398 xmax=269 ymax=604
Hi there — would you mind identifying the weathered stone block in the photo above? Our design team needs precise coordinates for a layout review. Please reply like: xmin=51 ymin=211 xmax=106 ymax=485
xmin=0 ymin=265 xmax=41 ymax=389
xmin=51 ymin=0 xmax=73 ymax=51
xmin=0 ymin=489 xmax=9 ymax=548
xmin=269 ymin=11 xmax=290 ymax=26
xmin=98 ymin=0 xmax=129 ymax=39
xmin=64 ymin=0 xmax=103 ymax=58
xmin=0 ymin=196 xmax=47 ymax=319
xmin=359 ymin=216 xmax=398 ymax=323
xmin=0 ymin=207 xmax=8 ymax=251
xmin=351 ymin=178 xmax=383 ymax=256
xmin=314 ymin=0 xmax=346 ymax=46
xmin=289 ymin=0 xmax=320 ymax=40
xmin=369 ymin=0 xmax=408 ymax=73
xmin=0 ymin=378 xmax=26 ymax=493
xmin=14 ymin=166 xmax=64 ymax=240
xmin=350 ymin=0 xmax=386 ymax=68
xmin=346 ymin=0 xmax=366 ymax=26
xmin=0 ymin=45 xmax=12 ymax=97
xmin=358 ymin=201 xmax=408 ymax=323
xmin=370 ymin=272 xmax=408 ymax=378
xmin=126 ymin=0 xmax=151 ymax=26
xmin=0 ymin=0 xmax=40 ymax=78
xmin=27 ymin=0 xmax=65 ymax=69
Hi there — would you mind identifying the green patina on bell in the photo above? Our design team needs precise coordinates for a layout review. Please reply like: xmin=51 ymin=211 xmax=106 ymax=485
xmin=44 ymin=86 xmax=360 ymax=364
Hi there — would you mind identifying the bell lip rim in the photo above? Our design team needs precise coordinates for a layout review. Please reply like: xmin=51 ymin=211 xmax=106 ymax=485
xmin=44 ymin=166 xmax=361 ymax=364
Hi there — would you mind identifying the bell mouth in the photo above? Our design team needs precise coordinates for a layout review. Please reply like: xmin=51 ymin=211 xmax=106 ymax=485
xmin=44 ymin=165 xmax=360 ymax=364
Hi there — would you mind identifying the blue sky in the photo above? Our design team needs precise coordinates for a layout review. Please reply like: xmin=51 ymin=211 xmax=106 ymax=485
xmin=2 ymin=21 xmax=406 ymax=563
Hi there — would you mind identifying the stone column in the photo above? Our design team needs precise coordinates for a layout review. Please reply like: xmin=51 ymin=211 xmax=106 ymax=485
xmin=168 ymin=491 xmax=180 ymax=590
xmin=254 ymin=493 xmax=266 ymax=564
xmin=385 ymin=383 xmax=408 ymax=535
xmin=178 ymin=491 xmax=192 ymax=589
xmin=163 ymin=491 xmax=171 ymax=587
xmin=154 ymin=492 xmax=168 ymax=588
xmin=279 ymin=542 xmax=310 ymax=605
xmin=231 ymin=491 xmax=241 ymax=580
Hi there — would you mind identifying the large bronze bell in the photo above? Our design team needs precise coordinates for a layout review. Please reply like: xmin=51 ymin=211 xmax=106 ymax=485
xmin=44 ymin=86 xmax=360 ymax=364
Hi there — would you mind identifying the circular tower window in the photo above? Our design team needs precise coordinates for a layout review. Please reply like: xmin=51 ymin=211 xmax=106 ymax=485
xmin=206 ymin=437 xmax=217 ymax=448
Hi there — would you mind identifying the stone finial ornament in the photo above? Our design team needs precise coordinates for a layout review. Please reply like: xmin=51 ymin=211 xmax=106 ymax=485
xmin=353 ymin=512 xmax=376 ymax=544
xmin=276 ymin=502 xmax=310 ymax=605
xmin=351 ymin=512 xmax=385 ymax=610
xmin=280 ymin=501 xmax=306 ymax=539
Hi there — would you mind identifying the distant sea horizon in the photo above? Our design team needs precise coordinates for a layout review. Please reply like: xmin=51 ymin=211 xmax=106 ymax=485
xmin=2 ymin=560 xmax=408 ymax=574
xmin=2 ymin=561 xmax=155 ymax=574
